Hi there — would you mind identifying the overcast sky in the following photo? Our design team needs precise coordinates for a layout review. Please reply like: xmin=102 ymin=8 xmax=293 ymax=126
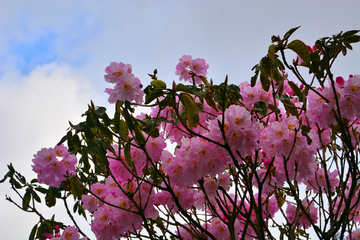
xmin=0 ymin=1 xmax=359 ymax=239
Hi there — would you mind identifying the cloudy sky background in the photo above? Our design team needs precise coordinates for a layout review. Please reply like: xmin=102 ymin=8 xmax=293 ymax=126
xmin=0 ymin=1 xmax=359 ymax=239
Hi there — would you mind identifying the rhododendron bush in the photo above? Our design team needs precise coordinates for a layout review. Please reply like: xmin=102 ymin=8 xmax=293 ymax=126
xmin=2 ymin=27 xmax=360 ymax=240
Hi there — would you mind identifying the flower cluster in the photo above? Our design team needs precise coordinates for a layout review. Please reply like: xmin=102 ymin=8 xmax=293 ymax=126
xmin=104 ymin=62 xmax=144 ymax=104
xmin=32 ymin=144 xmax=77 ymax=188
xmin=307 ymin=75 xmax=360 ymax=128
xmin=175 ymin=55 xmax=209 ymax=85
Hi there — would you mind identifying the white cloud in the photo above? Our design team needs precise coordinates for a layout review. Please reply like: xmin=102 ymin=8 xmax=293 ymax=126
xmin=0 ymin=63 xmax=96 ymax=239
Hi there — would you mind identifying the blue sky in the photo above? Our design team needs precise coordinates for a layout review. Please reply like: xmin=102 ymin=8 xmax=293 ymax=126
xmin=0 ymin=1 xmax=360 ymax=239
xmin=10 ymin=31 xmax=59 ymax=74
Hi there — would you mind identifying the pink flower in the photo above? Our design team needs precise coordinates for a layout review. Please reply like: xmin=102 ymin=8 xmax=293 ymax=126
xmin=90 ymin=182 xmax=108 ymax=199
xmin=104 ymin=62 xmax=132 ymax=84
xmin=286 ymin=200 xmax=318 ymax=229
xmin=105 ymin=73 xmax=144 ymax=104
xmin=175 ymin=55 xmax=209 ymax=85
xmin=189 ymin=58 xmax=209 ymax=76
xmin=32 ymin=145 xmax=77 ymax=187
xmin=82 ymin=194 xmax=97 ymax=212
xmin=347 ymin=228 xmax=360 ymax=240
xmin=60 ymin=226 xmax=81 ymax=240
xmin=343 ymin=74 xmax=360 ymax=97
xmin=54 ymin=144 xmax=69 ymax=158
xmin=104 ymin=88 xmax=118 ymax=104
xmin=307 ymin=168 xmax=339 ymax=193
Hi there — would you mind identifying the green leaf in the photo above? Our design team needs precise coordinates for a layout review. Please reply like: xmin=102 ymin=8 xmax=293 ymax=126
xmin=227 ymin=84 xmax=240 ymax=93
xmin=87 ymin=141 xmax=97 ymax=156
xmin=22 ymin=189 xmax=31 ymax=210
xmin=133 ymin=121 xmax=146 ymax=146
xmin=29 ymin=223 xmax=38 ymax=240
xmin=30 ymin=178 xmax=38 ymax=184
xmin=66 ymin=131 xmax=73 ymax=151
xmin=50 ymin=186 xmax=61 ymax=198
xmin=35 ymin=187 xmax=47 ymax=194
xmin=268 ymin=104 xmax=280 ymax=114
xmin=179 ymin=93 xmax=199 ymax=128
xmin=32 ymin=190 xmax=41 ymax=203
xmin=73 ymin=201 xmax=79 ymax=213
xmin=80 ymin=147 xmax=90 ymax=173
xmin=268 ymin=44 xmax=277 ymax=59
xmin=251 ymin=64 xmax=260 ymax=87
xmin=159 ymin=95 xmax=176 ymax=108
xmin=119 ymin=120 xmax=129 ymax=138
xmin=45 ymin=187 xmax=59 ymax=207
xmin=253 ymin=101 xmax=268 ymax=116
xmin=343 ymin=34 xmax=360 ymax=43
xmin=277 ymin=82 xmax=284 ymax=97
xmin=259 ymin=57 xmax=271 ymax=91
xmin=288 ymin=39 xmax=310 ymax=66
xmin=151 ymin=80 xmax=167 ymax=89
xmin=70 ymin=178 xmax=79 ymax=200
xmin=204 ymin=90 xmax=218 ymax=111
xmin=122 ymin=107 xmax=135 ymax=132
xmin=144 ymin=88 xmax=164 ymax=104
xmin=186 ymin=85 xmax=204 ymax=98
xmin=287 ymin=81 xmax=301 ymax=97
xmin=124 ymin=143 xmax=134 ymax=169
xmin=176 ymin=83 xmax=195 ymax=94
xmin=260 ymin=72 xmax=270 ymax=92
xmin=278 ymin=95 xmax=299 ymax=117
xmin=94 ymin=107 xmax=107 ymax=116
xmin=45 ymin=191 xmax=56 ymax=207
xmin=10 ymin=178 xmax=23 ymax=189
xmin=283 ymin=26 xmax=301 ymax=41
xmin=341 ymin=30 xmax=359 ymax=38
xmin=57 ymin=134 xmax=67 ymax=146
xmin=274 ymin=58 xmax=285 ymax=71
xmin=276 ymin=190 xmax=285 ymax=208
xmin=198 ymin=75 xmax=210 ymax=87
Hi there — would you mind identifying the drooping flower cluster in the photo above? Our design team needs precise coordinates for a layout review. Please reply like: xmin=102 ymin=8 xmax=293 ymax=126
xmin=307 ymin=75 xmax=360 ymax=128
xmin=104 ymin=62 xmax=144 ymax=104
xmin=175 ymin=55 xmax=209 ymax=85
xmin=32 ymin=144 xmax=77 ymax=188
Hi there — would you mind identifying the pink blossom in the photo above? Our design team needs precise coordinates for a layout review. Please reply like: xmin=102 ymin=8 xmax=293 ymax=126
xmin=60 ymin=226 xmax=83 ymax=240
xmin=190 ymin=58 xmax=209 ymax=76
xmin=32 ymin=145 xmax=77 ymax=187
xmin=104 ymin=62 xmax=132 ymax=84
xmin=175 ymin=55 xmax=209 ymax=85
xmin=286 ymin=200 xmax=318 ymax=229
xmin=104 ymin=88 xmax=118 ymax=104
xmin=107 ymin=73 xmax=144 ymax=104
xmin=307 ymin=168 xmax=339 ymax=193
xmin=81 ymin=194 xmax=97 ymax=212
xmin=347 ymin=228 xmax=360 ymax=240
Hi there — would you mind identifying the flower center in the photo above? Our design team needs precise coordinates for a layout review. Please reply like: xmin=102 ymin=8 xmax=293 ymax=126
xmin=113 ymin=71 xmax=122 ymax=77
xmin=124 ymin=82 xmax=131 ymax=91
xmin=235 ymin=117 xmax=243 ymax=124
